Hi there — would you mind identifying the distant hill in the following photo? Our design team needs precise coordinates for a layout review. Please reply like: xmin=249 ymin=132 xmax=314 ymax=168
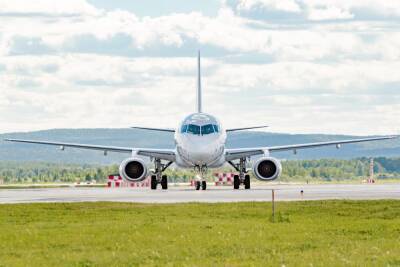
xmin=0 ymin=129 xmax=399 ymax=164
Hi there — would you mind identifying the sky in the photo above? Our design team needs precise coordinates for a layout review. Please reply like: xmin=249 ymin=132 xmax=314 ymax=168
xmin=0 ymin=0 xmax=399 ymax=135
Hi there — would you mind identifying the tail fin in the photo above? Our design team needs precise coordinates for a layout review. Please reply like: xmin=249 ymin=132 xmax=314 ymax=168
xmin=196 ymin=50 xmax=202 ymax=113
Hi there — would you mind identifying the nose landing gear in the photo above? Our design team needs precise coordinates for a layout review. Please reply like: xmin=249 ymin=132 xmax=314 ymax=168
xmin=194 ymin=165 xmax=208 ymax=190
xmin=195 ymin=180 xmax=207 ymax=190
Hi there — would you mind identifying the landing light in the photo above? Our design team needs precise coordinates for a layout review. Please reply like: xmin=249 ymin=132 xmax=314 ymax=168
xmin=60 ymin=145 xmax=65 ymax=151
xmin=336 ymin=144 xmax=341 ymax=149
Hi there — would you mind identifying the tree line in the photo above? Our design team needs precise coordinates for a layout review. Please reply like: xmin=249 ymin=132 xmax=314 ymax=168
xmin=0 ymin=157 xmax=399 ymax=184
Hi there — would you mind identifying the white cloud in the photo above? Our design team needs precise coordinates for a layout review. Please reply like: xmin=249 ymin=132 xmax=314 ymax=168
xmin=0 ymin=0 xmax=399 ymax=135
xmin=0 ymin=0 xmax=100 ymax=16
xmin=2 ymin=54 xmax=399 ymax=135
xmin=236 ymin=0 xmax=301 ymax=13
xmin=1 ymin=2 xmax=399 ymax=62
xmin=229 ymin=0 xmax=400 ymax=20
xmin=305 ymin=0 xmax=400 ymax=17
xmin=307 ymin=6 xmax=354 ymax=21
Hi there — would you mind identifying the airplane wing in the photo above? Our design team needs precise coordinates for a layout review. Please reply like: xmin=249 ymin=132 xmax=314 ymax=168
xmin=225 ymin=136 xmax=397 ymax=161
xmin=4 ymin=139 xmax=176 ymax=161
xmin=226 ymin=126 xmax=268 ymax=132
xmin=131 ymin=127 xmax=175 ymax=133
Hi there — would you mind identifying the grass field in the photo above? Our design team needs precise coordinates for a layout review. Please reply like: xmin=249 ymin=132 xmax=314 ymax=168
xmin=0 ymin=201 xmax=399 ymax=266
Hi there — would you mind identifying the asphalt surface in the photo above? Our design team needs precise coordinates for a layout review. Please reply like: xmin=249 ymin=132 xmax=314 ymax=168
xmin=0 ymin=183 xmax=399 ymax=203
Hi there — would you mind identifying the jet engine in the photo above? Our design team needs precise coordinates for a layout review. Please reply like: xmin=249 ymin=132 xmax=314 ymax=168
xmin=253 ymin=157 xmax=282 ymax=181
xmin=119 ymin=158 xmax=148 ymax=182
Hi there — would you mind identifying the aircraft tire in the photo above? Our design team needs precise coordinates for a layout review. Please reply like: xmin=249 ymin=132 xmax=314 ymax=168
xmin=195 ymin=181 xmax=201 ymax=190
xmin=151 ymin=175 xmax=158 ymax=190
xmin=244 ymin=175 xmax=250 ymax=189
xmin=161 ymin=175 xmax=168 ymax=190
xmin=233 ymin=175 xmax=240 ymax=189
xmin=201 ymin=181 xmax=207 ymax=190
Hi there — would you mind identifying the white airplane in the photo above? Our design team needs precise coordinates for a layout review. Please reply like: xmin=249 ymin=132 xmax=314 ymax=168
xmin=5 ymin=52 xmax=397 ymax=190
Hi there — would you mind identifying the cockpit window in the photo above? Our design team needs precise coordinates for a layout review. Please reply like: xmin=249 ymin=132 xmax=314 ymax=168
xmin=180 ymin=124 xmax=188 ymax=133
xmin=201 ymin=124 xmax=215 ymax=135
xmin=187 ymin=124 xmax=200 ymax=135
xmin=213 ymin=124 xmax=219 ymax=133
xmin=181 ymin=123 xmax=220 ymax=135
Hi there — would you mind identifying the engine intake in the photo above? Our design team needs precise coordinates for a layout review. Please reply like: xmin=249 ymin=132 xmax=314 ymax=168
xmin=253 ymin=157 xmax=282 ymax=181
xmin=119 ymin=158 xmax=148 ymax=182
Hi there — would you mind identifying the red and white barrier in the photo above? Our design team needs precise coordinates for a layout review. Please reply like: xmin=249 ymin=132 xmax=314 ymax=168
xmin=107 ymin=175 xmax=150 ymax=188
xmin=214 ymin=173 xmax=234 ymax=186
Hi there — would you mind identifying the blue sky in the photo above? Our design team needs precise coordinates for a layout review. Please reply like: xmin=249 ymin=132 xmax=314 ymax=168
xmin=0 ymin=0 xmax=399 ymax=135
xmin=88 ymin=0 xmax=221 ymax=17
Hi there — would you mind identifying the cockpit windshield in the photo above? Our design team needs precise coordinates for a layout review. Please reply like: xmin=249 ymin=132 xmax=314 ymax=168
xmin=201 ymin=124 xmax=214 ymax=135
xmin=180 ymin=123 xmax=219 ymax=135
xmin=187 ymin=124 xmax=200 ymax=135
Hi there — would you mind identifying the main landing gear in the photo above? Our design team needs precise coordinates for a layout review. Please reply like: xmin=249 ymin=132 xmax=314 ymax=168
xmin=229 ymin=158 xmax=251 ymax=190
xmin=151 ymin=175 xmax=168 ymax=190
xmin=150 ymin=159 xmax=173 ymax=190
xmin=194 ymin=165 xmax=208 ymax=191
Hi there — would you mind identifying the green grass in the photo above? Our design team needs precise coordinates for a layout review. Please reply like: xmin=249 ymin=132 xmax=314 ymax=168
xmin=0 ymin=201 xmax=399 ymax=266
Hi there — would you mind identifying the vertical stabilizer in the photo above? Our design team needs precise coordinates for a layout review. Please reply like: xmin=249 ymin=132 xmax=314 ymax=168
xmin=197 ymin=50 xmax=202 ymax=113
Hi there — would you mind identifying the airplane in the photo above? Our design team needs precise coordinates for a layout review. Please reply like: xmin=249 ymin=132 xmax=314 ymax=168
xmin=5 ymin=52 xmax=397 ymax=191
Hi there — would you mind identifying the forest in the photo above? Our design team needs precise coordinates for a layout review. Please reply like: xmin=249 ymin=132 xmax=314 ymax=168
xmin=0 ymin=157 xmax=399 ymax=184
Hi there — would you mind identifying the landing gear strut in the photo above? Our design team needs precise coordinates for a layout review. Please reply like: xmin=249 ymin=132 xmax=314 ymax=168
xmin=229 ymin=158 xmax=251 ymax=190
xmin=150 ymin=158 xmax=173 ymax=190
xmin=194 ymin=165 xmax=208 ymax=191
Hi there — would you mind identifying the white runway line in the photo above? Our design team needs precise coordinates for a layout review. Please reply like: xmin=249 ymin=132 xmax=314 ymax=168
xmin=0 ymin=184 xmax=399 ymax=204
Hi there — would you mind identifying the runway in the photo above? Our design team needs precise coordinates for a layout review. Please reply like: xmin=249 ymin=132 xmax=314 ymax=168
xmin=0 ymin=183 xmax=399 ymax=204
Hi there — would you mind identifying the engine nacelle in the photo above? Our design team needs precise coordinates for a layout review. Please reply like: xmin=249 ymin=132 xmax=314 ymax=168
xmin=253 ymin=157 xmax=282 ymax=181
xmin=119 ymin=158 xmax=148 ymax=182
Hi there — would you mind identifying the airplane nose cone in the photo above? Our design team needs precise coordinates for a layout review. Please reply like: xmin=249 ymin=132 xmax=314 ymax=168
xmin=180 ymin=134 xmax=220 ymax=165
xmin=190 ymin=149 xmax=209 ymax=163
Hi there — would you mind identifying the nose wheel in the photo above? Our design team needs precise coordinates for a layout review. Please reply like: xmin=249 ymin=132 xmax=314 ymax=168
xmin=202 ymin=181 xmax=206 ymax=190
xmin=195 ymin=181 xmax=207 ymax=190
xmin=194 ymin=165 xmax=208 ymax=191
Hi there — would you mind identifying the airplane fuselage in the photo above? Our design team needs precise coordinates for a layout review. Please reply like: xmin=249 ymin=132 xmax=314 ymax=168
xmin=174 ymin=112 xmax=226 ymax=169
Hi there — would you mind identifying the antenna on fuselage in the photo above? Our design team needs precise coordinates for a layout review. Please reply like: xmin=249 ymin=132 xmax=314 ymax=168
xmin=197 ymin=50 xmax=202 ymax=113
